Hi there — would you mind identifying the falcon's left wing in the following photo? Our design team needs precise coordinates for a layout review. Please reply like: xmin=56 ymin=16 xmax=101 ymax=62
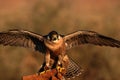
xmin=64 ymin=30 xmax=120 ymax=49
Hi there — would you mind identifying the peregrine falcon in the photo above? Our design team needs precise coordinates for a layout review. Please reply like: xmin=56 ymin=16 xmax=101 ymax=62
xmin=0 ymin=29 xmax=120 ymax=79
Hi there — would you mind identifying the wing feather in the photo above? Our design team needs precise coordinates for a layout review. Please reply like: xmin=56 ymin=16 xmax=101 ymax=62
xmin=0 ymin=29 xmax=46 ymax=53
xmin=64 ymin=30 xmax=120 ymax=49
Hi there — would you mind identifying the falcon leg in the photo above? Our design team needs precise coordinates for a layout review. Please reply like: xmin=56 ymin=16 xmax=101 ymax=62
xmin=37 ymin=58 xmax=55 ymax=75
xmin=57 ymin=55 xmax=63 ymax=67
xmin=37 ymin=62 xmax=46 ymax=75
xmin=37 ymin=52 xmax=51 ymax=75
xmin=62 ymin=55 xmax=69 ymax=68
xmin=44 ymin=51 xmax=51 ymax=70
xmin=57 ymin=55 xmax=69 ymax=74
xmin=57 ymin=53 xmax=68 ymax=67
xmin=57 ymin=54 xmax=67 ymax=67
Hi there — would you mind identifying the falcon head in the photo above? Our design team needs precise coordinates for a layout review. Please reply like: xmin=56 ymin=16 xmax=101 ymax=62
xmin=47 ymin=31 xmax=61 ymax=42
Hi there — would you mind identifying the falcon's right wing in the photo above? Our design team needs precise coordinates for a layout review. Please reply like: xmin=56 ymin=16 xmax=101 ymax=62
xmin=0 ymin=29 xmax=46 ymax=53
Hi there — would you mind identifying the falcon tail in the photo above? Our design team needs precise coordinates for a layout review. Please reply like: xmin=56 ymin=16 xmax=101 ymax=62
xmin=65 ymin=58 xmax=83 ymax=79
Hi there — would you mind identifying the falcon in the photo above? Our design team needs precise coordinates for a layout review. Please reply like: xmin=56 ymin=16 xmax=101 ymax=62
xmin=0 ymin=29 xmax=120 ymax=79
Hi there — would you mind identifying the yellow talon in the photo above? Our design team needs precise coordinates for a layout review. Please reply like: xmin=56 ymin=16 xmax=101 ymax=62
xmin=46 ymin=69 xmax=51 ymax=72
xmin=40 ymin=71 xmax=46 ymax=74
xmin=57 ymin=66 xmax=65 ymax=73
xmin=39 ymin=69 xmax=51 ymax=74
xmin=56 ymin=66 xmax=60 ymax=70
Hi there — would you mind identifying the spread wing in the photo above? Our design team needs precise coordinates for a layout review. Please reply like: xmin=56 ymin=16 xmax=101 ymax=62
xmin=0 ymin=29 xmax=46 ymax=53
xmin=64 ymin=30 xmax=120 ymax=49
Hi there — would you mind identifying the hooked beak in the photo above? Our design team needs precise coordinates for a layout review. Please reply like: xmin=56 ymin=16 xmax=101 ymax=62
xmin=52 ymin=35 xmax=58 ymax=41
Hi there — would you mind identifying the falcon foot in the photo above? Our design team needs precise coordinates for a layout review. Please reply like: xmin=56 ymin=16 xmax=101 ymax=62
xmin=40 ymin=69 xmax=50 ymax=74
xmin=37 ymin=64 xmax=51 ymax=75
xmin=37 ymin=69 xmax=51 ymax=75
xmin=56 ymin=66 xmax=66 ymax=75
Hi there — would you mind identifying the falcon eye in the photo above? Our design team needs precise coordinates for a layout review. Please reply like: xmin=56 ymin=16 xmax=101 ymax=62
xmin=47 ymin=36 xmax=50 ymax=40
xmin=58 ymin=35 xmax=60 ymax=40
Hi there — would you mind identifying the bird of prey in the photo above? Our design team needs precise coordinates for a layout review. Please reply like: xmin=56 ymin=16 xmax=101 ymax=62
xmin=0 ymin=29 xmax=120 ymax=79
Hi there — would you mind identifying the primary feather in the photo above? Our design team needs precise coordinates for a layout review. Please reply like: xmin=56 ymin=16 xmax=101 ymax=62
xmin=0 ymin=29 xmax=46 ymax=53
xmin=64 ymin=30 xmax=120 ymax=49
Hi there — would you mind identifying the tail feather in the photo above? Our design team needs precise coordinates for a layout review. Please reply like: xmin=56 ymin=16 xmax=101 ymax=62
xmin=65 ymin=58 xmax=83 ymax=79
